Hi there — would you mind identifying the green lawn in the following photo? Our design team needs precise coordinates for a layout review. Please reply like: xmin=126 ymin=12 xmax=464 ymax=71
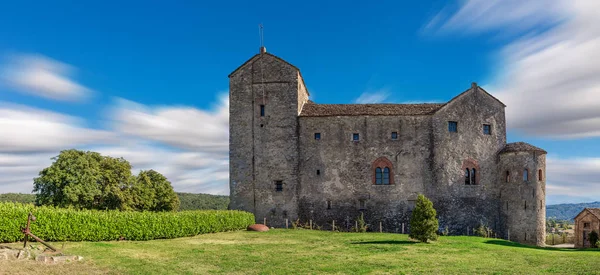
xmin=2 ymin=230 xmax=599 ymax=274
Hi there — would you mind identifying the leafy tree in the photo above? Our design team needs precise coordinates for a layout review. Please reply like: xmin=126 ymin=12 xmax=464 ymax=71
xmin=409 ymin=194 xmax=439 ymax=243
xmin=33 ymin=149 xmax=133 ymax=210
xmin=33 ymin=149 xmax=179 ymax=212
xmin=131 ymin=170 xmax=180 ymax=211
xmin=177 ymin=193 xmax=229 ymax=211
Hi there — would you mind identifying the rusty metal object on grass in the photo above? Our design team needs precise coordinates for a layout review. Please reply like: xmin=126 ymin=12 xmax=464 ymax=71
xmin=21 ymin=212 xmax=58 ymax=253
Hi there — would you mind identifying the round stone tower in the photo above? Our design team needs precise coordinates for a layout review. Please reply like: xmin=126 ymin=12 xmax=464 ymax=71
xmin=498 ymin=142 xmax=546 ymax=246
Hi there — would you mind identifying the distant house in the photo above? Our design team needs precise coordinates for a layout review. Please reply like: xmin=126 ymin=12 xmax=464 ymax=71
xmin=574 ymin=208 xmax=600 ymax=248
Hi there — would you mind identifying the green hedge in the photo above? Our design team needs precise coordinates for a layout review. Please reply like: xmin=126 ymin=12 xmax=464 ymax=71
xmin=0 ymin=202 xmax=254 ymax=242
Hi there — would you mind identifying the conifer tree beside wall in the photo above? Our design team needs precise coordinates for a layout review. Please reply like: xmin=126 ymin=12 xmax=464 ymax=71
xmin=409 ymin=194 xmax=439 ymax=243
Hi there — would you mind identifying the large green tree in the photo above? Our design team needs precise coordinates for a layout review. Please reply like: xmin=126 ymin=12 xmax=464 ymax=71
xmin=131 ymin=170 xmax=180 ymax=211
xmin=409 ymin=194 xmax=439 ymax=243
xmin=33 ymin=149 xmax=179 ymax=211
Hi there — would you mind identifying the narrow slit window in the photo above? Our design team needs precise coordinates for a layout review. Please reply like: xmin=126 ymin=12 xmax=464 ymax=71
xmin=275 ymin=181 xmax=283 ymax=192
xmin=465 ymin=169 xmax=470 ymax=185
xmin=359 ymin=200 xmax=366 ymax=210
xmin=316 ymin=169 xmax=320 ymax=175
xmin=538 ymin=169 xmax=543 ymax=181
xmin=314 ymin=133 xmax=321 ymax=140
xmin=471 ymin=168 xmax=476 ymax=185
xmin=483 ymin=124 xmax=491 ymax=135
xmin=353 ymin=133 xmax=360 ymax=141
xmin=375 ymin=168 xmax=383 ymax=185
xmin=326 ymin=200 xmax=332 ymax=210
xmin=391 ymin=132 xmax=398 ymax=140
xmin=448 ymin=121 xmax=458 ymax=132
xmin=523 ymin=169 xmax=529 ymax=181
xmin=383 ymin=167 xmax=390 ymax=185
xmin=524 ymin=201 xmax=527 ymax=210
xmin=260 ymin=105 xmax=265 ymax=117
xmin=505 ymin=171 xmax=510 ymax=183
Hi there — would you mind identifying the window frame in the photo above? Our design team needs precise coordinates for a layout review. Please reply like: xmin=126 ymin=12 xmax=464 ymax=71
xmin=314 ymin=132 xmax=321 ymax=140
xmin=375 ymin=167 xmax=383 ymax=185
xmin=538 ymin=169 xmax=543 ymax=181
xmin=523 ymin=169 xmax=529 ymax=182
xmin=448 ymin=121 xmax=458 ymax=133
xmin=260 ymin=105 xmax=265 ymax=117
xmin=275 ymin=180 xmax=283 ymax=192
xmin=465 ymin=169 xmax=471 ymax=185
xmin=352 ymin=133 xmax=360 ymax=141
xmin=391 ymin=132 xmax=398 ymax=140
xmin=483 ymin=124 xmax=491 ymax=135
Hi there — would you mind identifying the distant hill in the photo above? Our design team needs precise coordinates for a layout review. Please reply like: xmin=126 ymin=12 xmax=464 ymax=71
xmin=547 ymin=201 xmax=600 ymax=222
xmin=0 ymin=192 xmax=229 ymax=211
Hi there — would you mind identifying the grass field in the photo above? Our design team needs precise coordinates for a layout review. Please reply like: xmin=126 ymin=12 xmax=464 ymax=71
xmin=2 ymin=229 xmax=599 ymax=275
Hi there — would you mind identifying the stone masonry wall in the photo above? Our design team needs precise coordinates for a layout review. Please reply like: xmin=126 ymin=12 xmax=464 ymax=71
xmin=430 ymin=86 xmax=507 ymax=234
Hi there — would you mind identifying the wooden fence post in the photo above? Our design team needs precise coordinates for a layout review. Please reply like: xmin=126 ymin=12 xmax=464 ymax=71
xmin=310 ymin=220 xmax=313 ymax=230
xmin=355 ymin=221 xmax=358 ymax=231
xmin=379 ymin=222 xmax=382 ymax=233
xmin=332 ymin=220 xmax=335 ymax=231
xmin=264 ymin=217 xmax=267 ymax=226
xmin=402 ymin=223 xmax=404 ymax=234
xmin=285 ymin=218 xmax=288 ymax=229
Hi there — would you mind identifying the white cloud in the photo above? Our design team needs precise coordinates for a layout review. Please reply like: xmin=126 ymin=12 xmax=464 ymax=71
xmin=546 ymin=156 xmax=600 ymax=204
xmin=424 ymin=0 xmax=600 ymax=139
xmin=0 ymin=54 xmax=92 ymax=102
xmin=109 ymin=95 xmax=229 ymax=152
xmin=0 ymin=95 xmax=230 ymax=195
xmin=354 ymin=89 xmax=391 ymax=104
xmin=0 ymin=102 xmax=114 ymax=152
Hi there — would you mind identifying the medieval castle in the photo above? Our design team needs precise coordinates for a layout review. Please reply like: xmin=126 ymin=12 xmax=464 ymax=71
xmin=229 ymin=48 xmax=547 ymax=246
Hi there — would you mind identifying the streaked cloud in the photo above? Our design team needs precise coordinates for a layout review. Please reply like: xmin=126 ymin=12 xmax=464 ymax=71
xmin=546 ymin=156 xmax=600 ymax=204
xmin=424 ymin=0 xmax=600 ymax=139
xmin=0 ymin=53 xmax=92 ymax=102
xmin=354 ymin=89 xmax=391 ymax=104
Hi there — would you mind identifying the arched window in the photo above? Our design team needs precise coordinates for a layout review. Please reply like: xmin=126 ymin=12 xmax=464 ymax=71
xmin=505 ymin=171 xmax=510 ymax=183
xmin=383 ymin=167 xmax=390 ymax=185
xmin=523 ymin=169 xmax=529 ymax=181
xmin=372 ymin=157 xmax=394 ymax=185
xmin=465 ymin=169 xmax=470 ymax=185
xmin=471 ymin=168 xmax=476 ymax=185
xmin=538 ymin=169 xmax=543 ymax=181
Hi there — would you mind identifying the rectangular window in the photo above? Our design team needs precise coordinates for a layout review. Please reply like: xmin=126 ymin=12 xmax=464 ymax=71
xmin=391 ymin=132 xmax=398 ymax=140
xmin=352 ymin=133 xmax=360 ymax=141
xmin=358 ymin=200 xmax=366 ymax=210
xmin=448 ymin=121 xmax=458 ymax=132
xmin=584 ymin=222 xmax=590 ymax=229
xmin=314 ymin=133 xmax=321 ymax=140
xmin=316 ymin=169 xmax=320 ymax=175
xmin=483 ymin=124 xmax=491 ymax=135
xmin=275 ymin=181 xmax=283 ymax=192
xmin=326 ymin=200 xmax=332 ymax=210
xmin=260 ymin=105 xmax=265 ymax=117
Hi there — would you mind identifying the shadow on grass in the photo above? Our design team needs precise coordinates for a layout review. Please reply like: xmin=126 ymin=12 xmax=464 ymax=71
xmin=351 ymin=240 xmax=416 ymax=245
xmin=484 ymin=240 xmax=584 ymax=252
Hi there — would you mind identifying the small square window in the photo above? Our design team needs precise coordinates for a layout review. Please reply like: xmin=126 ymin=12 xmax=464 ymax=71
xmin=391 ymin=132 xmax=398 ymax=140
xmin=353 ymin=133 xmax=360 ymax=141
xmin=448 ymin=121 xmax=458 ymax=132
xmin=483 ymin=124 xmax=491 ymax=135
xmin=584 ymin=222 xmax=590 ymax=228
xmin=260 ymin=105 xmax=265 ymax=117
xmin=314 ymin=133 xmax=321 ymax=140
xmin=275 ymin=181 xmax=283 ymax=192
xmin=358 ymin=200 xmax=366 ymax=210
xmin=316 ymin=169 xmax=320 ymax=175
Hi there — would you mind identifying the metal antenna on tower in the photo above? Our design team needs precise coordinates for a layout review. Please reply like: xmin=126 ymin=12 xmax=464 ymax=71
xmin=259 ymin=24 xmax=266 ymax=54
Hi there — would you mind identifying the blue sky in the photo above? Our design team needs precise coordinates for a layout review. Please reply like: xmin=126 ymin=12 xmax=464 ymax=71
xmin=0 ymin=0 xmax=598 ymax=204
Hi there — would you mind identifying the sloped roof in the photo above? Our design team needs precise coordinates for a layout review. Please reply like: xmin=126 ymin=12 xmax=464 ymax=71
xmin=575 ymin=208 xmax=600 ymax=220
xmin=299 ymin=101 xmax=445 ymax=117
xmin=228 ymin=52 xmax=300 ymax=78
xmin=499 ymin=142 xmax=547 ymax=155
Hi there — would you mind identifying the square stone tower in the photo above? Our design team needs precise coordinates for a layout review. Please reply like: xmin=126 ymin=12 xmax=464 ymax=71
xmin=228 ymin=48 xmax=309 ymax=226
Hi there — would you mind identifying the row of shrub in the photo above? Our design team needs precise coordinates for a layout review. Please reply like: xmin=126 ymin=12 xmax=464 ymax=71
xmin=0 ymin=202 xmax=254 ymax=242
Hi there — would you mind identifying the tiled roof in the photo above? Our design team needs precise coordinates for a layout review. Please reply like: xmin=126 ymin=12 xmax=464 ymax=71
xmin=499 ymin=142 xmax=547 ymax=154
xmin=299 ymin=101 xmax=445 ymax=117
